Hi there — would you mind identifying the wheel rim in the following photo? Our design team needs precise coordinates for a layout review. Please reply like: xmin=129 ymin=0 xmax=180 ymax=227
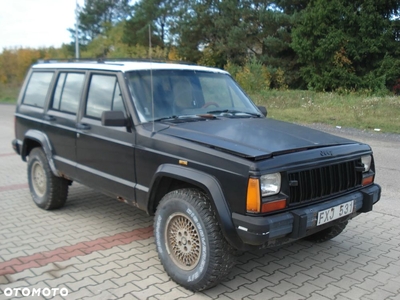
xmin=31 ymin=161 xmax=46 ymax=197
xmin=165 ymin=212 xmax=202 ymax=271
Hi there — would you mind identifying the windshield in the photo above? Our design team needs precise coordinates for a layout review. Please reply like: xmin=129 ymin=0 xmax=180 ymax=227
xmin=127 ymin=69 xmax=260 ymax=123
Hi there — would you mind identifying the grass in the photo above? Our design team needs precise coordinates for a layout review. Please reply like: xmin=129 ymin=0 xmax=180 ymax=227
xmin=251 ymin=90 xmax=400 ymax=134
xmin=0 ymin=84 xmax=20 ymax=104
xmin=1 ymin=84 xmax=399 ymax=134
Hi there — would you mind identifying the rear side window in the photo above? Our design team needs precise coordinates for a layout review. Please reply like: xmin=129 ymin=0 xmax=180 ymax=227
xmin=52 ymin=72 xmax=85 ymax=114
xmin=86 ymin=74 xmax=126 ymax=119
xmin=22 ymin=72 xmax=54 ymax=107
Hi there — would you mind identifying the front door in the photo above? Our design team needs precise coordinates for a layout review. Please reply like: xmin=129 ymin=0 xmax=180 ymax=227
xmin=75 ymin=72 xmax=136 ymax=203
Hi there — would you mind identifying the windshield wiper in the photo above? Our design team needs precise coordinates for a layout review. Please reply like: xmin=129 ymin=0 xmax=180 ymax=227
xmin=153 ymin=115 xmax=210 ymax=122
xmin=153 ymin=115 xmax=178 ymax=122
xmin=206 ymin=109 xmax=261 ymax=117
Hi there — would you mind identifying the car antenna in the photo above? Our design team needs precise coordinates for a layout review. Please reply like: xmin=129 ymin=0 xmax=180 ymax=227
xmin=149 ymin=24 xmax=155 ymax=133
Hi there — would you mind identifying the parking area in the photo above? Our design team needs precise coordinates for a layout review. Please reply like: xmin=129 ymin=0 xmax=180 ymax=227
xmin=0 ymin=104 xmax=399 ymax=300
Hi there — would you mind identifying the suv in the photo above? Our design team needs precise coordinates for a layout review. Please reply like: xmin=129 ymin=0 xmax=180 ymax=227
xmin=12 ymin=60 xmax=381 ymax=291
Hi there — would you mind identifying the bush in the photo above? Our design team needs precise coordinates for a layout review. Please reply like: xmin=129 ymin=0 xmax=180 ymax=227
xmin=226 ymin=58 xmax=271 ymax=93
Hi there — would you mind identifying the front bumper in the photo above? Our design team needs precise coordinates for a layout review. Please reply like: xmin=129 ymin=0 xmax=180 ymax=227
xmin=232 ymin=184 xmax=381 ymax=247
xmin=12 ymin=139 xmax=21 ymax=155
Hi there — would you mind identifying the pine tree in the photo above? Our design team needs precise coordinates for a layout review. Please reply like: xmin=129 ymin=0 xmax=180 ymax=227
xmin=291 ymin=0 xmax=400 ymax=91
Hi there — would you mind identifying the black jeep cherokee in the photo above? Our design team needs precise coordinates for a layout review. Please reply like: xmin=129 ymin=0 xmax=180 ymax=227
xmin=12 ymin=61 xmax=381 ymax=291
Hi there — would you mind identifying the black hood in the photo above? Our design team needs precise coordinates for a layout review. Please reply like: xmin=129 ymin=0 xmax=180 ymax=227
xmin=160 ymin=118 xmax=357 ymax=160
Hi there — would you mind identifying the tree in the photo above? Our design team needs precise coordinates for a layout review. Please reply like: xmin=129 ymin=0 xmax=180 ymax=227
xmin=0 ymin=47 xmax=73 ymax=85
xmin=123 ymin=0 xmax=173 ymax=50
xmin=275 ymin=0 xmax=309 ymax=14
xmin=169 ymin=0 xmax=250 ymax=64
xmin=170 ymin=0 xmax=302 ymax=87
xmin=291 ymin=0 xmax=400 ymax=91
xmin=70 ymin=0 xmax=132 ymax=44
xmin=245 ymin=2 xmax=302 ymax=88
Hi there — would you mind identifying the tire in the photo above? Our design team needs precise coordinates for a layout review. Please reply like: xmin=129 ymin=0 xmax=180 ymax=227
xmin=154 ymin=188 xmax=236 ymax=291
xmin=27 ymin=147 xmax=69 ymax=210
xmin=305 ymin=221 xmax=348 ymax=243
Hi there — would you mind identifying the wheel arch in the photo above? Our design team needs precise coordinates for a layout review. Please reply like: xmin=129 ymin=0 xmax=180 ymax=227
xmin=148 ymin=164 xmax=243 ymax=249
xmin=21 ymin=129 xmax=60 ymax=177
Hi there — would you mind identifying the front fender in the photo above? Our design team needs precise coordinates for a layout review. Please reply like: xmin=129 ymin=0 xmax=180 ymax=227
xmin=148 ymin=164 xmax=244 ymax=249
xmin=22 ymin=129 xmax=60 ymax=177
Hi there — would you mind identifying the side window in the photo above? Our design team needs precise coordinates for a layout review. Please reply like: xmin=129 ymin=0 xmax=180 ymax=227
xmin=52 ymin=72 xmax=85 ymax=114
xmin=52 ymin=73 xmax=66 ymax=110
xmin=23 ymin=72 xmax=54 ymax=107
xmin=86 ymin=74 xmax=126 ymax=119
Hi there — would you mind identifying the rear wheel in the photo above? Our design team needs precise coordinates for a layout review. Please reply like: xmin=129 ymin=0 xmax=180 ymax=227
xmin=27 ymin=148 xmax=69 ymax=210
xmin=154 ymin=188 xmax=236 ymax=291
xmin=305 ymin=221 xmax=348 ymax=243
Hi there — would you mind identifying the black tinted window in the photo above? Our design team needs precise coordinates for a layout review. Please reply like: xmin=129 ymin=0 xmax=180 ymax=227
xmin=23 ymin=72 xmax=54 ymax=107
xmin=52 ymin=73 xmax=85 ymax=114
xmin=86 ymin=74 xmax=126 ymax=119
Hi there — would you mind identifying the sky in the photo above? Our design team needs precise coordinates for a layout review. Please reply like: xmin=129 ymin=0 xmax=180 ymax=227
xmin=0 ymin=0 xmax=84 ymax=51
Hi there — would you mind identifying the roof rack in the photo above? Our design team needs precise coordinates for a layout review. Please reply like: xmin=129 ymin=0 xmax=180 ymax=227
xmin=37 ymin=58 xmax=197 ymax=65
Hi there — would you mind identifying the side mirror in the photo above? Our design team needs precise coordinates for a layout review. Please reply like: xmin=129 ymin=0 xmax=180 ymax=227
xmin=257 ymin=106 xmax=267 ymax=117
xmin=101 ymin=111 xmax=128 ymax=127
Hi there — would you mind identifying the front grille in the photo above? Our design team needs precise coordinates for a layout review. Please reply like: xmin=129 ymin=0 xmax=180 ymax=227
xmin=288 ymin=159 xmax=363 ymax=204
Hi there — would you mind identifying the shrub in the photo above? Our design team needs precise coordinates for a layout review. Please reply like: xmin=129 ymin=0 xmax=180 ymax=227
xmin=226 ymin=58 xmax=271 ymax=93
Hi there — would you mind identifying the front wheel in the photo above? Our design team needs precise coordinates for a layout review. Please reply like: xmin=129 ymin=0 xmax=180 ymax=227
xmin=27 ymin=148 xmax=69 ymax=210
xmin=154 ymin=188 xmax=236 ymax=291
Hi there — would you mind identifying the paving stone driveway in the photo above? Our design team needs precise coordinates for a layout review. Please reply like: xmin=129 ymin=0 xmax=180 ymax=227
xmin=0 ymin=104 xmax=399 ymax=300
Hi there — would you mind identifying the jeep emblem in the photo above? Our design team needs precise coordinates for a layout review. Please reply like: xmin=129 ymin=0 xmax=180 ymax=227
xmin=320 ymin=150 xmax=333 ymax=156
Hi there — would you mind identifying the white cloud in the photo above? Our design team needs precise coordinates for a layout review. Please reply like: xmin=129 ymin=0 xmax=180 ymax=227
xmin=0 ymin=0 xmax=84 ymax=50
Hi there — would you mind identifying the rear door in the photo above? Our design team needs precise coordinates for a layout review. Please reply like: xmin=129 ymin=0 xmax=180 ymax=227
xmin=75 ymin=71 xmax=136 ymax=202
xmin=43 ymin=71 xmax=86 ymax=178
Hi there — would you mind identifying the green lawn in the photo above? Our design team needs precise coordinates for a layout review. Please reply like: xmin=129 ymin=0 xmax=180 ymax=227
xmin=251 ymin=90 xmax=400 ymax=134
xmin=0 ymin=84 xmax=20 ymax=104
xmin=1 ymin=85 xmax=399 ymax=134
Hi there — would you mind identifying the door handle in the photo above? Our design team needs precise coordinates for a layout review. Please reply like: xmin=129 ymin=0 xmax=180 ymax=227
xmin=44 ymin=115 xmax=56 ymax=121
xmin=77 ymin=123 xmax=91 ymax=130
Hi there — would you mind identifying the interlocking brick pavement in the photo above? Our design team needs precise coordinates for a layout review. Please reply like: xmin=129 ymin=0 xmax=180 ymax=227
xmin=1 ymin=104 xmax=400 ymax=299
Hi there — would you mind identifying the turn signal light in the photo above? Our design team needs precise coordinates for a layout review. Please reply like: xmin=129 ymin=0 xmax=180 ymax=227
xmin=246 ymin=178 xmax=261 ymax=213
xmin=362 ymin=176 xmax=374 ymax=186
xmin=261 ymin=199 xmax=287 ymax=213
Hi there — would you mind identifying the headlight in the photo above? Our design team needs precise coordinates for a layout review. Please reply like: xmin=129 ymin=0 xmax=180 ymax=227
xmin=260 ymin=173 xmax=281 ymax=196
xmin=361 ymin=155 xmax=372 ymax=172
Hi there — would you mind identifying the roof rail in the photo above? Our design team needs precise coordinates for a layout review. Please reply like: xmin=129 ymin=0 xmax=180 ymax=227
xmin=37 ymin=58 xmax=196 ymax=65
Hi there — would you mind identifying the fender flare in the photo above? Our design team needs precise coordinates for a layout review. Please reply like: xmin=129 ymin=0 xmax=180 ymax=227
xmin=148 ymin=164 xmax=244 ymax=249
xmin=22 ymin=129 xmax=60 ymax=177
